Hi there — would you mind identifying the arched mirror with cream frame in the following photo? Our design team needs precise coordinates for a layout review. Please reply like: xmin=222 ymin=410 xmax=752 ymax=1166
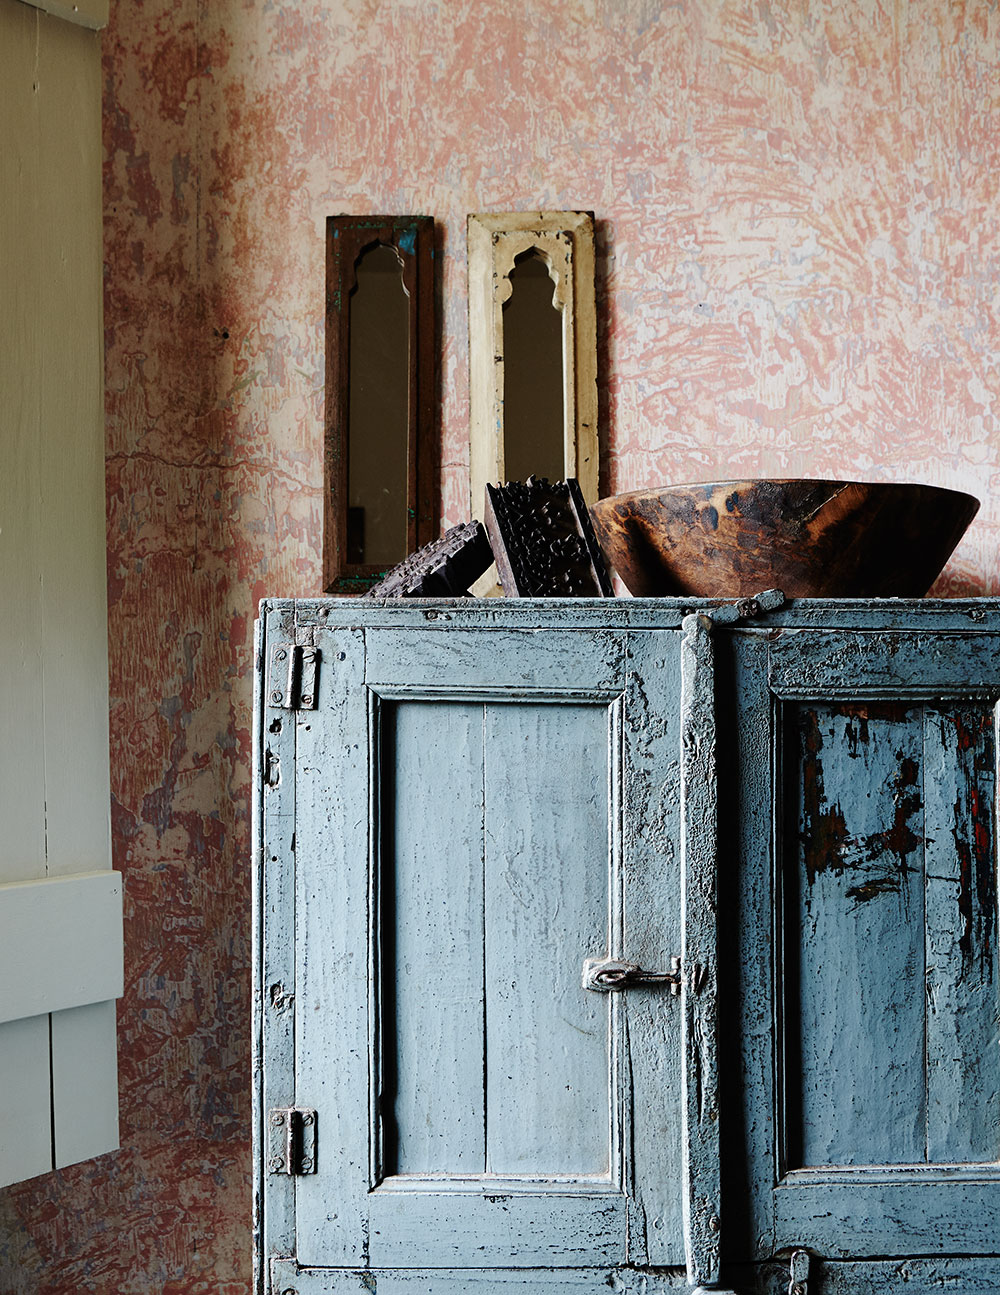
xmin=468 ymin=211 xmax=599 ymax=529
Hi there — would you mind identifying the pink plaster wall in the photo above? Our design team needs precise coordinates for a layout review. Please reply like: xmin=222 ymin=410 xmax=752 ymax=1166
xmin=1 ymin=1 xmax=997 ymax=1291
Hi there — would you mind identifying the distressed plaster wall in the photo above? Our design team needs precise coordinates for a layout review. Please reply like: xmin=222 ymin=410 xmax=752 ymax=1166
xmin=1 ymin=0 xmax=998 ymax=1291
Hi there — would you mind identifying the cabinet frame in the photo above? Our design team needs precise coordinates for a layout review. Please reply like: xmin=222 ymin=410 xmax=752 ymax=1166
xmin=726 ymin=626 xmax=1000 ymax=1265
xmin=254 ymin=598 xmax=1000 ymax=1295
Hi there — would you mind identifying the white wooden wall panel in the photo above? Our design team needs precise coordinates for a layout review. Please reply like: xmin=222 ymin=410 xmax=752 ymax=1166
xmin=0 ymin=873 xmax=123 ymax=1025
xmin=1 ymin=0 xmax=47 ymax=887
xmin=0 ymin=2 xmax=61 ymax=1194
xmin=52 ymin=1001 xmax=119 ymax=1168
xmin=35 ymin=5 xmax=111 ymax=879
xmin=0 ymin=0 xmax=119 ymax=1189
xmin=0 ymin=1018 xmax=52 ymax=1189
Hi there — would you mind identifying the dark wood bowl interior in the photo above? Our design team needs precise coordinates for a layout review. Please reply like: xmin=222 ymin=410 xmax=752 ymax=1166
xmin=590 ymin=479 xmax=980 ymax=599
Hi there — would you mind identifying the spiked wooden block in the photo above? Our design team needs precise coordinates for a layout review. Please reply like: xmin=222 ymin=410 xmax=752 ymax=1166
xmin=366 ymin=521 xmax=494 ymax=598
xmin=484 ymin=477 xmax=613 ymax=598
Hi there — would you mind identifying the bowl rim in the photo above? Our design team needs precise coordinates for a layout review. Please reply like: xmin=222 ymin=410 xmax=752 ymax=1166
xmin=593 ymin=478 xmax=981 ymax=512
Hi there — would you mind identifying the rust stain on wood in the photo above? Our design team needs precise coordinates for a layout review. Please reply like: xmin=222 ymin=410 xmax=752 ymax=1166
xmin=797 ymin=705 xmax=923 ymax=903
xmin=799 ymin=709 xmax=851 ymax=888
xmin=950 ymin=707 xmax=996 ymax=972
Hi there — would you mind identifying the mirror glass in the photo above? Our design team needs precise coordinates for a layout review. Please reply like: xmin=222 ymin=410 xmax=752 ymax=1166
xmin=501 ymin=250 xmax=565 ymax=484
xmin=346 ymin=242 xmax=410 ymax=568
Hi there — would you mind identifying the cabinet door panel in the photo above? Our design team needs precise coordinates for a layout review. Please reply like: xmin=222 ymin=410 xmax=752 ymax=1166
xmin=289 ymin=623 xmax=684 ymax=1276
xmin=385 ymin=700 xmax=485 ymax=1176
xmin=731 ymin=629 xmax=1000 ymax=1260
xmin=370 ymin=688 xmax=621 ymax=1266
xmin=483 ymin=702 xmax=610 ymax=1178
xmin=923 ymin=703 xmax=999 ymax=1163
xmin=785 ymin=700 xmax=927 ymax=1169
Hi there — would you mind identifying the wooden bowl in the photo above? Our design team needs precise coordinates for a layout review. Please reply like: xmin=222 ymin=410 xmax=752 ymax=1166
xmin=590 ymin=480 xmax=980 ymax=599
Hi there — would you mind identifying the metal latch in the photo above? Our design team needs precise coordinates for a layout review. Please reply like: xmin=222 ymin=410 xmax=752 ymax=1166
xmin=268 ymin=1107 xmax=317 ymax=1175
xmin=788 ymin=1249 xmax=810 ymax=1295
xmin=268 ymin=644 xmax=318 ymax=710
xmin=582 ymin=956 xmax=682 ymax=994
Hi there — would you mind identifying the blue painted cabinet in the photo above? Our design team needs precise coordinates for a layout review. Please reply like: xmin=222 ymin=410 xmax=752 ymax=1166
xmin=254 ymin=599 xmax=1000 ymax=1294
xmin=724 ymin=621 xmax=1000 ymax=1287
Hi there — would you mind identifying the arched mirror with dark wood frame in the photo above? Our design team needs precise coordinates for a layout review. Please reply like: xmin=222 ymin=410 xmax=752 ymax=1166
xmin=324 ymin=215 xmax=437 ymax=592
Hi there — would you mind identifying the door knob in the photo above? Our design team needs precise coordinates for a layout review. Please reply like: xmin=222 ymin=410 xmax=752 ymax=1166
xmin=582 ymin=955 xmax=681 ymax=994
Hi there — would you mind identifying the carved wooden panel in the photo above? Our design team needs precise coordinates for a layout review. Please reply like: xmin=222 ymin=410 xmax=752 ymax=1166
xmin=366 ymin=521 xmax=493 ymax=599
xmin=483 ymin=477 xmax=612 ymax=598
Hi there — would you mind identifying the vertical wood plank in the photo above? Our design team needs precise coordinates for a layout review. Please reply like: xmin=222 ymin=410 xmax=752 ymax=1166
xmin=294 ymin=624 xmax=371 ymax=1267
xmin=257 ymin=610 xmax=303 ymax=1262
xmin=252 ymin=612 xmax=267 ymax=1295
xmin=0 ymin=1 xmax=114 ymax=1191
xmin=679 ymin=613 xmax=722 ymax=1288
xmin=729 ymin=632 xmax=779 ymax=1260
xmin=387 ymin=700 xmax=486 ymax=1175
xmin=35 ymin=10 xmax=109 ymax=880
xmin=924 ymin=702 xmax=1000 ymax=1163
xmin=51 ymin=1000 xmax=119 ymax=1168
xmin=0 ymin=1016 xmax=52 ymax=1189
xmin=622 ymin=630 xmax=684 ymax=1266
xmin=484 ymin=702 xmax=610 ymax=1177
xmin=786 ymin=701 xmax=926 ymax=1167
xmin=0 ymin=0 xmax=46 ymax=885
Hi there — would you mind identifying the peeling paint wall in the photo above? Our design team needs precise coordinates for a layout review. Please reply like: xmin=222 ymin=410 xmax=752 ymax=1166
xmin=0 ymin=0 xmax=997 ymax=1290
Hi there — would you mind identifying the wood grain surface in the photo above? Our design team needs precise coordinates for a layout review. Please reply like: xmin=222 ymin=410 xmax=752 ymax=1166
xmin=591 ymin=480 xmax=979 ymax=599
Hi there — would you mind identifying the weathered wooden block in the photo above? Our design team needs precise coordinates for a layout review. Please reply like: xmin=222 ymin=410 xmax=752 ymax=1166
xmin=483 ymin=476 xmax=613 ymax=598
xmin=366 ymin=520 xmax=494 ymax=598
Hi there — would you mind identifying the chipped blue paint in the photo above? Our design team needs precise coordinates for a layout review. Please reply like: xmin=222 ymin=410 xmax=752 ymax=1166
xmin=255 ymin=598 xmax=1000 ymax=1293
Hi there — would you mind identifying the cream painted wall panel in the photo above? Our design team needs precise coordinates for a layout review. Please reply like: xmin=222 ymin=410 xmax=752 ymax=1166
xmin=34 ymin=8 xmax=111 ymax=878
xmin=0 ymin=872 xmax=123 ymax=1025
xmin=0 ymin=0 xmax=47 ymax=886
xmin=52 ymin=1001 xmax=120 ymax=1169
xmin=0 ymin=0 xmax=117 ymax=1191
xmin=0 ymin=1018 xmax=52 ymax=1189
xmin=0 ymin=0 xmax=110 ymax=879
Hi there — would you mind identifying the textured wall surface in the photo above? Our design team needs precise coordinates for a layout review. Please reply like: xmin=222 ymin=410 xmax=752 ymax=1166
xmin=1 ymin=0 xmax=997 ymax=1291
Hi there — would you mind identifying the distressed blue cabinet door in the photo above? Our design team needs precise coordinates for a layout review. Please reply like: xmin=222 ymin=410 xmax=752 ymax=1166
xmin=288 ymin=623 xmax=685 ymax=1274
xmin=729 ymin=628 xmax=1000 ymax=1262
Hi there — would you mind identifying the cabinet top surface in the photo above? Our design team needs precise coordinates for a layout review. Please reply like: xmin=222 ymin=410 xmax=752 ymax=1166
xmin=260 ymin=596 xmax=1000 ymax=633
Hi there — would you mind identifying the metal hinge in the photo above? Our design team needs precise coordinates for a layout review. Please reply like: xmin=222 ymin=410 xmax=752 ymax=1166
xmin=267 ymin=644 xmax=318 ymax=710
xmin=702 ymin=587 xmax=786 ymax=625
xmin=267 ymin=1107 xmax=317 ymax=1175
xmin=788 ymin=1249 xmax=810 ymax=1295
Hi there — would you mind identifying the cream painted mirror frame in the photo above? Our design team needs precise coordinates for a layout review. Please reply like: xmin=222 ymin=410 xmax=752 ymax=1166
xmin=468 ymin=212 xmax=599 ymax=523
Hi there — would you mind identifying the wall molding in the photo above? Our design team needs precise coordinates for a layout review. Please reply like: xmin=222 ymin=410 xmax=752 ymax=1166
xmin=18 ymin=0 xmax=107 ymax=32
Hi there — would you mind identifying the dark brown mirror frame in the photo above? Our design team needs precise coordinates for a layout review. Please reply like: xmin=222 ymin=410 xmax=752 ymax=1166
xmin=324 ymin=215 xmax=437 ymax=593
